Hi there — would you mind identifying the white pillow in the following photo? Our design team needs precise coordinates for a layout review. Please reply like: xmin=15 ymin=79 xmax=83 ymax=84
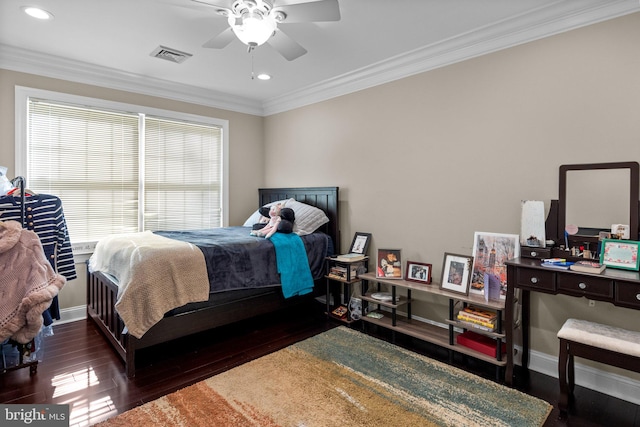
xmin=242 ymin=199 xmax=289 ymax=227
xmin=242 ymin=198 xmax=330 ymax=236
xmin=285 ymin=199 xmax=330 ymax=236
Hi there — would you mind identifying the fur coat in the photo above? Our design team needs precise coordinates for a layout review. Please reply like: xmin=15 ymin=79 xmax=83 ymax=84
xmin=0 ymin=220 xmax=66 ymax=343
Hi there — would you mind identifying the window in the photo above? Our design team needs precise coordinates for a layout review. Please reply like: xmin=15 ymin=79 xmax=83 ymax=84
xmin=16 ymin=87 xmax=228 ymax=245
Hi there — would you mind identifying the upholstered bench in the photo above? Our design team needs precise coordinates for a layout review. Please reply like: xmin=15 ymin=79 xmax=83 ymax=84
xmin=557 ymin=318 xmax=640 ymax=416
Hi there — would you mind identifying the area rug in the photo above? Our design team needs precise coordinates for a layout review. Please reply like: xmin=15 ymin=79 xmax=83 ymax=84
xmin=96 ymin=327 xmax=551 ymax=427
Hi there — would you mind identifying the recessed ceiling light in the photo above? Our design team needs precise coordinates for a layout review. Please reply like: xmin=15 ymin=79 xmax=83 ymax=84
xmin=256 ymin=73 xmax=271 ymax=81
xmin=22 ymin=6 xmax=54 ymax=20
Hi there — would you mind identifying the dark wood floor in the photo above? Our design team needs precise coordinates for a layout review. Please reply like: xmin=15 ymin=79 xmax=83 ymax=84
xmin=1 ymin=302 xmax=638 ymax=427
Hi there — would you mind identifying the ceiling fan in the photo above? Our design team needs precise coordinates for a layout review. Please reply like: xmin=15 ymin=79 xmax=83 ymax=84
xmin=192 ymin=0 xmax=341 ymax=61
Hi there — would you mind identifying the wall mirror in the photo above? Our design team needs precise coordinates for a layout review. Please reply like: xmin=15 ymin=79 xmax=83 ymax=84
xmin=558 ymin=162 xmax=639 ymax=241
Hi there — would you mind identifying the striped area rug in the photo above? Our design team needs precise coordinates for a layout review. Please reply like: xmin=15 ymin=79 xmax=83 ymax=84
xmin=96 ymin=327 xmax=551 ymax=426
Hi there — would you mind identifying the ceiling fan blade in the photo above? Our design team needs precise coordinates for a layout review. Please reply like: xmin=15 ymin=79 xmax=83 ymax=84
xmin=190 ymin=0 xmax=234 ymax=10
xmin=202 ymin=27 xmax=236 ymax=48
xmin=274 ymin=0 xmax=340 ymax=23
xmin=267 ymin=29 xmax=307 ymax=61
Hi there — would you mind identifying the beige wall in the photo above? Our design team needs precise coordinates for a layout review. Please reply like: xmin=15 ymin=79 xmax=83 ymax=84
xmin=0 ymin=69 xmax=265 ymax=308
xmin=264 ymin=12 xmax=640 ymax=375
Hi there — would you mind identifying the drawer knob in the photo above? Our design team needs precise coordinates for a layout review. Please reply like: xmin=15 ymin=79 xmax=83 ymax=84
xmin=578 ymin=282 xmax=587 ymax=290
xmin=636 ymin=294 xmax=640 ymax=301
xmin=530 ymin=277 xmax=538 ymax=284
xmin=531 ymin=251 xmax=538 ymax=257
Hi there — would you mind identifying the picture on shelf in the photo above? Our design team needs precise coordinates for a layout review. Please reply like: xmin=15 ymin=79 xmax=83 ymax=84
xmin=470 ymin=231 xmax=520 ymax=300
xmin=405 ymin=261 xmax=432 ymax=284
xmin=376 ymin=249 xmax=402 ymax=279
xmin=349 ymin=232 xmax=371 ymax=255
xmin=600 ymin=239 xmax=640 ymax=271
xmin=439 ymin=253 xmax=473 ymax=295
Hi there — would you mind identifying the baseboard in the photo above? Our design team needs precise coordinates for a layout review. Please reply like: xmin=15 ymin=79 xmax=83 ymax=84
xmin=56 ymin=305 xmax=86 ymax=325
xmin=385 ymin=308 xmax=640 ymax=406
xmin=528 ymin=348 xmax=640 ymax=406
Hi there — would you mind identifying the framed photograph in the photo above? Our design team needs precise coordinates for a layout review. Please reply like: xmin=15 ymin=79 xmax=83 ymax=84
xmin=376 ymin=249 xmax=402 ymax=279
xmin=405 ymin=261 xmax=432 ymax=284
xmin=600 ymin=239 xmax=640 ymax=271
xmin=349 ymin=232 xmax=371 ymax=255
xmin=470 ymin=232 xmax=520 ymax=300
xmin=440 ymin=253 xmax=473 ymax=295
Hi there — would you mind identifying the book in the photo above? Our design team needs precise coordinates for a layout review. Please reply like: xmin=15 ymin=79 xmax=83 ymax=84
xmin=460 ymin=306 xmax=497 ymax=320
xmin=570 ymin=260 xmax=606 ymax=274
xmin=456 ymin=314 xmax=496 ymax=329
xmin=541 ymin=258 xmax=567 ymax=264
xmin=541 ymin=261 xmax=574 ymax=270
xmin=335 ymin=253 xmax=366 ymax=262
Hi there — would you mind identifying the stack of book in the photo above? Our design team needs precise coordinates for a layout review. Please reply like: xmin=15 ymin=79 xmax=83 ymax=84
xmin=569 ymin=260 xmax=606 ymax=273
xmin=456 ymin=305 xmax=498 ymax=332
xmin=328 ymin=265 xmax=358 ymax=280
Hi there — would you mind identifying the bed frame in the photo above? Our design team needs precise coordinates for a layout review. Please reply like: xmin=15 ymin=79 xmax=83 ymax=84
xmin=87 ymin=186 xmax=339 ymax=377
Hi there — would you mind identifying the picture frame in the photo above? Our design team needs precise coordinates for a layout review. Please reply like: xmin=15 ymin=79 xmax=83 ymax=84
xmin=439 ymin=253 xmax=473 ymax=295
xmin=349 ymin=232 xmax=371 ymax=255
xmin=376 ymin=248 xmax=402 ymax=279
xmin=405 ymin=261 xmax=432 ymax=284
xmin=600 ymin=239 xmax=640 ymax=271
xmin=470 ymin=231 xmax=520 ymax=300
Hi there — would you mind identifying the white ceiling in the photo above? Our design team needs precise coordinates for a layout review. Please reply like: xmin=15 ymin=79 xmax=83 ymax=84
xmin=1 ymin=0 xmax=638 ymax=116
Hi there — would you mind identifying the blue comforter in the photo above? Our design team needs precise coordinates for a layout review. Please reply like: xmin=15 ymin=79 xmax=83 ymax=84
xmin=155 ymin=227 xmax=329 ymax=295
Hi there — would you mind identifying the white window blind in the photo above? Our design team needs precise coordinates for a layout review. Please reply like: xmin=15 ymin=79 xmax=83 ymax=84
xmin=144 ymin=116 xmax=222 ymax=231
xmin=26 ymin=98 xmax=223 ymax=243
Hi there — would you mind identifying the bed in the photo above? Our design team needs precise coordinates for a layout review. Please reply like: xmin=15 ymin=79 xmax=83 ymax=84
xmin=86 ymin=186 xmax=339 ymax=377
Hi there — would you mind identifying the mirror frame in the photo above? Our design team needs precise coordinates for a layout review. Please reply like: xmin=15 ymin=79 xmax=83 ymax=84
xmin=558 ymin=161 xmax=639 ymax=241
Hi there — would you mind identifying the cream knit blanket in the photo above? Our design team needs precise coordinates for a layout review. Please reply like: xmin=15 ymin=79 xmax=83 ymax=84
xmin=89 ymin=231 xmax=209 ymax=339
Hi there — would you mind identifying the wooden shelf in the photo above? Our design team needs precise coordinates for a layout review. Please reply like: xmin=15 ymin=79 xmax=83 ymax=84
xmin=358 ymin=271 xmax=508 ymax=371
xmin=358 ymin=272 xmax=505 ymax=311
xmin=361 ymin=311 xmax=506 ymax=366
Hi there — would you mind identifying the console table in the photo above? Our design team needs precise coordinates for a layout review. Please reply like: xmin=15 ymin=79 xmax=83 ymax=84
xmin=504 ymin=257 xmax=640 ymax=386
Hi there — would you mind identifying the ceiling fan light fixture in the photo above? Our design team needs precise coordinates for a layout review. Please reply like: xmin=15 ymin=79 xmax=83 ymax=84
xmin=22 ymin=6 xmax=54 ymax=20
xmin=229 ymin=12 xmax=276 ymax=47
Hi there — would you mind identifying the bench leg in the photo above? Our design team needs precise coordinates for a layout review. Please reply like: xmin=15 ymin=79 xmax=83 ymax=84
xmin=558 ymin=338 xmax=570 ymax=416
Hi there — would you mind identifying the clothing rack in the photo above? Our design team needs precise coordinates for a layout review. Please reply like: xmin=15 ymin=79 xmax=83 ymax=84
xmin=1 ymin=176 xmax=39 ymax=376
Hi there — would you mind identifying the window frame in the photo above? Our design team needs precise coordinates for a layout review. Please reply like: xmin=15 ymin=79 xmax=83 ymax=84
xmin=14 ymin=86 xmax=230 ymax=246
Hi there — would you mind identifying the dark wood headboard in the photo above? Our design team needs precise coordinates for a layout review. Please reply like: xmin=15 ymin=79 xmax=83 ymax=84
xmin=258 ymin=187 xmax=340 ymax=252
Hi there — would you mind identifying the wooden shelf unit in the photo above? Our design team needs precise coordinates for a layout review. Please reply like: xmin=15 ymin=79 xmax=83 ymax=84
xmin=358 ymin=272 xmax=508 ymax=376
xmin=324 ymin=256 xmax=369 ymax=323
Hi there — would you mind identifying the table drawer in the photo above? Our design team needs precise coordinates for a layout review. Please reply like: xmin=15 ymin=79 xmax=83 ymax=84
xmin=615 ymin=281 xmax=640 ymax=309
xmin=516 ymin=268 xmax=556 ymax=291
xmin=557 ymin=274 xmax=614 ymax=300
xmin=520 ymin=247 xmax=552 ymax=260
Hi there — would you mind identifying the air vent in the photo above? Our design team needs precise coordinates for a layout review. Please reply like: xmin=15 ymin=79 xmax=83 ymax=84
xmin=150 ymin=45 xmax=192 ymax=64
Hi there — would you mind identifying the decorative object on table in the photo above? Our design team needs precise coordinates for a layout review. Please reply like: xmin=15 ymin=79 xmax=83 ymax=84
xmin=599 ymin=239 xmax=640 ymax=271
xmin=611 ymin=224 xmax=630 ymax=239
xmin=405 ymin=261 xmax=432 ymax=284
xmin=439 ymin=253 xmax=473 ymax=295
xmin=370 ymin=292 xmax=398 ymax=303
xmin=376 ymin=248 xmax=402 ymax=279
xmin=470 ymin=232 xmax=520 ymax=300
xmin=569 ymin=260 xmax=606 ymax=274
xmin=96 ymin=327 xmax=552 ymax=427
xmin=349 ymin=232 xmax=371 ymax=255
xmin=520 ymin=200 xmax=546 ymax=247
xmin=331 ymin=306 xmax=348 ymax=318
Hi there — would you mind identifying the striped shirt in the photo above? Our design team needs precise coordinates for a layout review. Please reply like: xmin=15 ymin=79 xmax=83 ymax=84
xmin=0 ymin=194 xmax=77 ymax=280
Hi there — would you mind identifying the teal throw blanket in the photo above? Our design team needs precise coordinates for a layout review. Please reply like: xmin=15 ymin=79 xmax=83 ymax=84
xmin=270 ymin=233 xmax=315 ymax=298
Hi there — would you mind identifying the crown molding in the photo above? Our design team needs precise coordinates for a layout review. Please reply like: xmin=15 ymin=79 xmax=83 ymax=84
xmin=262 ymin=0 xmax=640 ymax=115
xmin=1 ymin=1 xmax=638 ymax=117
xmin=0 ymin=44 xmax=264 ymax=116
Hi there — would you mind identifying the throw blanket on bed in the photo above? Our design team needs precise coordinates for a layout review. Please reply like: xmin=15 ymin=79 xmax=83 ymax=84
xmin=88 ymin=231 xmax=209 ymax=339
xmin=270 ymin=232 xmax=315 ymax=298
xmin=0 ymin=220 xmax=66 ymax=344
